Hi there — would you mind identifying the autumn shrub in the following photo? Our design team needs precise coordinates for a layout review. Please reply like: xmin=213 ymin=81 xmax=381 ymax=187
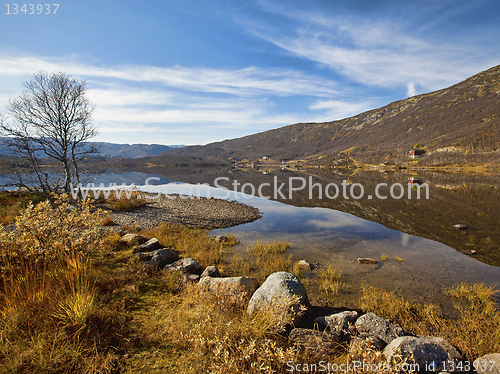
xmin=0 ymin=195 xmax=111 ymax=372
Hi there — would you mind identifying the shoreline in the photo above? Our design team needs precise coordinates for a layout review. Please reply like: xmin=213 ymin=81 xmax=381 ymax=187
xmin=105 ymin=193 xmax=262 ymax=230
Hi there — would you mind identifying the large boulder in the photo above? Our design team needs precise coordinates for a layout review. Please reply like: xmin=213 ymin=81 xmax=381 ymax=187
xmin=166 ymin=258 xmax=203 ymax=274
xmin=289 ymin=328 xmax=342 ymax=356
xmin=247 ymin=272 xmax=309 ymax=326
xmin=314 ymin=311 xmax=358 ymax=336
xmin=355 ymin=313 xmax=404 ymax=344
xmin=384 ymin=336 xmax=463 ymax=372
xmin=198 ymin=276 xmax=259 ymax=301
xmin=474 ymin=353 xmax=500 ymax=374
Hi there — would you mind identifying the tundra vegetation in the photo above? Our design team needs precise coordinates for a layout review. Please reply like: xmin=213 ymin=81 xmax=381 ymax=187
xmin=0 ymin=192 xmax=499 ymax=373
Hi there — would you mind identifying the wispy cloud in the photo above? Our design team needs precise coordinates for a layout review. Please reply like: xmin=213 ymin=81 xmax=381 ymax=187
xmin=309 ymin=99 xmax=374 ymax=121
xmin=0 ymin=55 xmax=339 ymax=97
xmin=238 ymin=3 xmax=500 ymax=94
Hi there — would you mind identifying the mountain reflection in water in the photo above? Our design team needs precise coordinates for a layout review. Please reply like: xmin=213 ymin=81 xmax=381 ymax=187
xmin=88 ymin=169 xmax=500 ymax=307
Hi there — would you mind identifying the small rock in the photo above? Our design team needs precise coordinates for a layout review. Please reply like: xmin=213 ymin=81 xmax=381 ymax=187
xmin=349 ymin=334 xmax=387 ymax=353
xmin=453 ymin=224 xmax=469 ymax=230
xmin=384 ymin=335 xmax=463 ymax=372
xmin=146 ymin=248 xmax=180 ymax=268
xmin=1 ymin=224 xmax=17 ymax=233
xmin=201 ymin=265 xmax=221 ymax=278
xmin=296 ymin=259 xmax=312 ymax=271
xmin=474 ymin=353 xmax=500 ymax=374
xmin=198 ymin=276 xmax=259 ymax=300
xmin=470 ymin=250 xmax=477 ymax=255
xmin=314 ymin=311 xmax=358 ymax=337
xmin=289 ymin=328 xmax=342 ymax=356
xmin=357 ymin=258 xmax=378 ymax=265
xmin=183 ymin=273 xmax=201 ymax=283
xmin=214 ymin=235 xmax=228 ymax=243
xmin=166 ymin=258 xmax=203 ymax=274
xmin=355 ymin=313 xmax=404 ymax=344
xmin=121 ymin=233 xmax=148 ymax=245
xmin=135 ymin=238 xmax=161 ymax=252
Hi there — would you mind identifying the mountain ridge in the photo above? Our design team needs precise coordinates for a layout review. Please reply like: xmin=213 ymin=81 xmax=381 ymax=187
xmin=160 ymin=64 xmax=500 ymax=164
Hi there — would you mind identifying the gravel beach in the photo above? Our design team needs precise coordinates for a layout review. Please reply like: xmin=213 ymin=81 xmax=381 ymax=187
xmin=107 ymin=194 xmax=262 ymax=230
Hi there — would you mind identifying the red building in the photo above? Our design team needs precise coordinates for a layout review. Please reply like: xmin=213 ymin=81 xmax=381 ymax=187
xmin=408 ymin=149 xmax=426 ymax=158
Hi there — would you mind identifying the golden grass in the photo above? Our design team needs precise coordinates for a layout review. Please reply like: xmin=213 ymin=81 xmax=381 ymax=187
xmin=360 ymin=283 xmax=500 ymax=361
xmin=225 ymin=241 xmax=299 ymax=283
xmin=1 ymin=191 xmax=499 ymax=372
xmin=317 ymin=265 xmax=343 ymax=297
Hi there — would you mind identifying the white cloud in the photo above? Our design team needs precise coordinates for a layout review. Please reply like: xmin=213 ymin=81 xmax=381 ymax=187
xmin=309 ymin=99 xmax=374 ymax=121
xmin=406 ymin=82 xmax=417 ymax=97
xmin=239 ymin=5 xmax=500 ymax=93
xmin=0 ymin=55 xmax=339 ymax=97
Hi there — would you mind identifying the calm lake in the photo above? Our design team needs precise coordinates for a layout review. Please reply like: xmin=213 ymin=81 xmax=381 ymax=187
xmin=89 ymin=168 xmax=500 ymax=308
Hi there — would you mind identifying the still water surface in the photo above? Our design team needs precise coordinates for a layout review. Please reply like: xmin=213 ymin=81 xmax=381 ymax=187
xmin=92 ymin=172 xmax=500 ymax=308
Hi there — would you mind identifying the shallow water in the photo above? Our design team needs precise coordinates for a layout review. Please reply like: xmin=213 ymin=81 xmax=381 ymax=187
xmin=90 ymin=171 xmax=500 ymax=309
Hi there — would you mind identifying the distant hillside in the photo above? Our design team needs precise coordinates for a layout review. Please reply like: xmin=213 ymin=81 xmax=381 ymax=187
xmin=95 ymin=143 xmax=185 ymax=159
xmin=161 ymin=64 xmax=500 ymax=164
xmin=0 ymin=139 xmax=185 ymax=159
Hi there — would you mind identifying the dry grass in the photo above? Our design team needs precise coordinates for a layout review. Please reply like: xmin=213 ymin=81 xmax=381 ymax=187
xmin=317 ymin=265 xmax=343 ymax=297
xmin=1 ymin=191 xmax=499 ymax=372
xmin=142 ymin=224 xmax=238 ymax=270
xmin=360 ymin=283 xmax=500 ymax=361
xmin=93 ymin=189 xmax=148 ymax=212
xmin=226 ymin=241 xmax=299 ymax=283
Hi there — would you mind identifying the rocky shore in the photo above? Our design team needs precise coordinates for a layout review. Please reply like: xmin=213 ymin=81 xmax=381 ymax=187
xmin=107 ymin=194 xmax=262 ymax=229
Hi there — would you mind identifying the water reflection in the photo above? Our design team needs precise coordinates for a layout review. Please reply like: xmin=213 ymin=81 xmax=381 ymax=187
xmin=85 ymin=173 xmax=500 ymax=308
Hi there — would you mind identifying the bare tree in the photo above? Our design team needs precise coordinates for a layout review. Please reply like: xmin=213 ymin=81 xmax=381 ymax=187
xmin=0 ymin=72 xmax=99 ymax=194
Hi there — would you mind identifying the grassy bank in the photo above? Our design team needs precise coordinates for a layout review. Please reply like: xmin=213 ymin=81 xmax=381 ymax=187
xmin=0 ymin=193 xmax=499 ymax=373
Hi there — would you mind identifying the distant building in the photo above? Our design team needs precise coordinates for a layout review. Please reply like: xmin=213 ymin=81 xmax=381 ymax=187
xmin=408 ymin=149 xmax=426 ymax=158
xmin=407 ymin=177 xmax=423 ymax=185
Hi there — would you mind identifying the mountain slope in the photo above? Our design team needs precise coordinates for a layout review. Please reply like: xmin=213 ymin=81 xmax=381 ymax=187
xmin=163 ymin=65 xmax=500 ymax=162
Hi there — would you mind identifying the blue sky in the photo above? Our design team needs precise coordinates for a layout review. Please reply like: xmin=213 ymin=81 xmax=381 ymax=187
xmin=1 ymin=0 xmax=499 ymax=145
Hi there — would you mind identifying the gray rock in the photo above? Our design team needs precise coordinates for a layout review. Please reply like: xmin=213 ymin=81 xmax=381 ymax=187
xmin=384 ymin=336 xmax=463 ymax=372
xmin=453 ymin=224 xmax=469 ymax=230
xmin=349 ymin=334 xmax=386 ymax=353
xmin=121 ymin=233 xmax=148 ymax=245
xmin=214 ymin=235 xmax=228 ymax=243
xmin=314 ymin=311 xmax=358 ymax=336
xmin=356 ymin=258 xmax=378 ymax=264
xmin=135 ymin=238 xmax=161 ymax=252
xmin=183 ymin=273 xmax=201 ymax=283
xmin=474 ymin=353 xmax=500 ymax=374
xmin=201 ymin=265 xmax=221 ymax=278
xmin=146 ymin=248 xmax=180 ymax=268
xmin=1 ymin=224 xmax=17 ymax=233
xmin=166 ymin=258 xmax=203 ymax=274
xmin=198 ymin=276 xmax=259 ymax=300
xmin=289 ymin=328 xmax=342 ymax=356
xmin=355 ymin=313 xmax=404 ymax=344
xmin=296 ymin=260 xmax=312 ymax=271
xmin=247 ymin=272 xmax=309 ymax=326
